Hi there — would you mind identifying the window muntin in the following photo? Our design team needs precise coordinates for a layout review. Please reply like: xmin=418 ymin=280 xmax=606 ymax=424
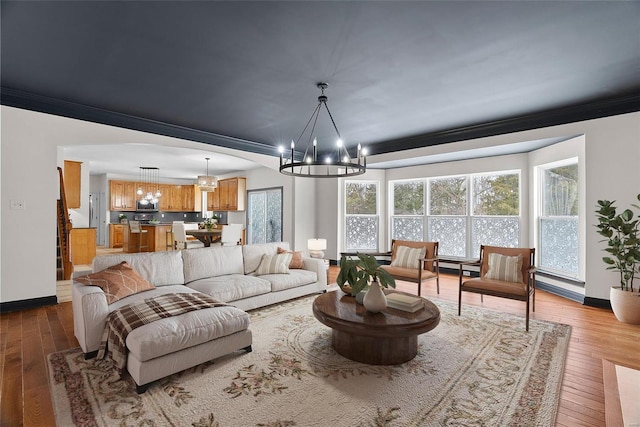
xmin=345 ymin=181 xmax=379 ymax=251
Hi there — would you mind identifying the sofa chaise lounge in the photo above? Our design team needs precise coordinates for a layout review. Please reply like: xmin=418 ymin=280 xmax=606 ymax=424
xmin=72 ymin=242 xmax=327 ymax=392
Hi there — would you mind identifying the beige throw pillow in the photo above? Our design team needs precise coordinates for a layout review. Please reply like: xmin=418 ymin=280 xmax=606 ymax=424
xmin=484 ymin=253 xmax=523 ymax=283
xmin=74 ymin=261 xmax=156 ymax=304
xmin=255 ymin=253 xmax=292 ymax=276
xmin=391 ymin=246 xmax=426 ymax=269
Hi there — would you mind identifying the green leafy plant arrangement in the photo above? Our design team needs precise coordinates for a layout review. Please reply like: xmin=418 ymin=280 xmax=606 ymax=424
xmin=337 ymin=253 xmax=396 ymax=296
xmin=595 ymin=193 xmax=640 ymax=291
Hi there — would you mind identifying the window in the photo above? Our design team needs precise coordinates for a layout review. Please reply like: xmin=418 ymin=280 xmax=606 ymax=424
xmin=428 ymin=176 xmax=467 ymax=257
xmin=538 ymin=160 xmax=579 ymax=277
xmin=345 ymin=181 xmax=378 ymax=251
xmin=391 ymin=180 xmax=424 ymax=241
xmin=390 ymin=171 xmax=521 ymax=259
xmin=471 ymin=172 xmax=520 ymax=258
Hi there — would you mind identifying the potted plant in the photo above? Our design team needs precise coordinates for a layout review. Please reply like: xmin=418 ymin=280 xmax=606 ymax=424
xmin=118 ymin=214 xmax=127 ymax=224
xmin=595 ymin=193 xmax=640 ymax=324
xmin=203 ymin=215 xmax=218 ymax=231
xmin=337 ymin=253 xmax=396 ymax=313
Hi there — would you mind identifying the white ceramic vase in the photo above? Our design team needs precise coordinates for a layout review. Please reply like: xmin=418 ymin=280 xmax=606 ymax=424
xmin=363 ymin=280 xmax=387 ymax=313
xmin=610 ymin=286 xmax=640 ymax=324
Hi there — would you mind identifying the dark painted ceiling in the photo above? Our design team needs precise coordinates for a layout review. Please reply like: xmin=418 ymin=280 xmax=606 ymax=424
xmin=2 ymin=1 xmax=640 ymax=159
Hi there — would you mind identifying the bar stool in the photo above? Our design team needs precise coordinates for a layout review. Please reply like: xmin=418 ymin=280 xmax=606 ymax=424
xmin=129 ymin=221 xmax=148 ymax=252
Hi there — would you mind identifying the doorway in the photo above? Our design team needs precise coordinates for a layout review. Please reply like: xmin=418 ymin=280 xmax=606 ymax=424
xmin=246 ymin=187 xmax=283 ymax=244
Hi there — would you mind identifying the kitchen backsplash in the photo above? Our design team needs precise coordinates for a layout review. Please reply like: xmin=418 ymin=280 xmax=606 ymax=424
xmin=110 ymin=211 xmax=228 ymax=224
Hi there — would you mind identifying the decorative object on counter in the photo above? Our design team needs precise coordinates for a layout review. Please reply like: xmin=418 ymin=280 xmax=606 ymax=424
xmin=308 ymin=238 xmax=326 ymax=258
xmin=337 ymin=253 xmax=396 ymax=313
xmin=279 ymin=82 xmax=366 ymax=178
xmin=197 ymin=157 xmax=218 ymax=192
xmin=203 ymin=215 xmax=218 ymax=231
xmin=136 ymin=167 xmax=162 ymax=206
xmin=118 ymin=214 xmax=128 ymax=224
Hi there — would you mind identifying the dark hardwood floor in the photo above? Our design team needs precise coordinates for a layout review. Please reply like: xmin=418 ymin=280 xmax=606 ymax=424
xmin=1 ymin=269 xmax=638 ymax=426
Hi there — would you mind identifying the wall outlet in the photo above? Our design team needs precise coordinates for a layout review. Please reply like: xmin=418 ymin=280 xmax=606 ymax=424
xmin=161 ymin=214 xmax=164 ymax=218
xmin=184 ymin=214 xmax=187 ymax=218
xmin=10 ymin=200 xmax=25 ymax=210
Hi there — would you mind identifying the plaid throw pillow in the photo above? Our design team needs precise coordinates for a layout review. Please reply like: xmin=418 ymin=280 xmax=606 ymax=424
xmin=391 ymin=246 xmax=426 ymax=269
xmin=255 ymin=253 xmax=292 ymax=276
xmin=484 ymin=253 xmax=523 ymax=283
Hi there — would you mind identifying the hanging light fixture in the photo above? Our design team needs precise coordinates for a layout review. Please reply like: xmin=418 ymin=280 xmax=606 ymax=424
xmin=197 ymin=157 xmax=218 ymax=191
xmin=137 ymin=167 xmax=161 ymax=205
xmin=279 ymin=82 xmax=366 ymax=178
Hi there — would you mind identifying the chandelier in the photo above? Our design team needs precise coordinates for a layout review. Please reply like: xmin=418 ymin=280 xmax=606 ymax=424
xmin=197 ymin=157 xmax=218 ymax=191
xmin=279 ymin=83 xmax=366 ymax=178
xmin=137 ymin=167 xmax=161 ymax=205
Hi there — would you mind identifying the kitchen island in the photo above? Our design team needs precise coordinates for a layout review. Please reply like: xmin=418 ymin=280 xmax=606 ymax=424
xmin=122 ymin=223 xmax=174 ymax=252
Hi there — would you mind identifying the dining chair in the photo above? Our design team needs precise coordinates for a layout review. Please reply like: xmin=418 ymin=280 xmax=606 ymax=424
xmin=218 ymin=224 xmax=243 ymax=246
xmin=173 ymin=222 xmax=204 ymax=249
xmin=128 ymin=221 xmax=148 ymax=253
xmin=458 ymin=245 xmax=536 ymax=331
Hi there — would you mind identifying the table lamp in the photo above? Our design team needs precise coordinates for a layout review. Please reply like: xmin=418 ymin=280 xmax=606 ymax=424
xmin=308 ymin=238 xmax=327 ymax=259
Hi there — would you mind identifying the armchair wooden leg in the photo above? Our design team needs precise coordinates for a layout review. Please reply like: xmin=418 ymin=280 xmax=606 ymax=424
xmin=436 ymin=276 xmax=440 ymax=294
xmin=418 ymin=280 xmax=422 ymax=296
xmin=457 ymin=287 xmax=462 ymax=316
xmin=526 ymin=297 xmax=530 ymax=331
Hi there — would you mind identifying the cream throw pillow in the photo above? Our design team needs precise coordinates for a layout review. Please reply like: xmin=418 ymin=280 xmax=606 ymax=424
xmin=391 ymin=246 xmax=426 ymax=269
xmin=255 ymin=253 xmax=292 ymax=276
xmin=484 ymin=253 xmax=523 ymax=283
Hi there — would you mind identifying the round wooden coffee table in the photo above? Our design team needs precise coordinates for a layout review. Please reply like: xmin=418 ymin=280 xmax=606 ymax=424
xmin=312 ymin=290 xmax=440 ymax=365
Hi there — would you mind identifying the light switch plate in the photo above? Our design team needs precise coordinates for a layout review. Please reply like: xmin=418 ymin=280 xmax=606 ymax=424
xmin=10 ymin=200 xmax=25 ymax=210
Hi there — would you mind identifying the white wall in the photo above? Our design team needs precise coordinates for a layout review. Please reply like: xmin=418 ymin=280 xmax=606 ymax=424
xmin=369 ymin=111 xmax=640 ymax=300
xmin=2 ymin=106 xmax=638 ymax=303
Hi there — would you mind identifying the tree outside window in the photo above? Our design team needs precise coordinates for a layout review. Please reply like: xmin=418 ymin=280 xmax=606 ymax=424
xmin=539 ymin=161 xmax=579 ymax=276
xmin=428 ymin=177 xmax=467 ymax=257
xmin=391 ymin=180 xmax=424 ymax=241
xmin=345 ymin=181 xmax=378 ymax=251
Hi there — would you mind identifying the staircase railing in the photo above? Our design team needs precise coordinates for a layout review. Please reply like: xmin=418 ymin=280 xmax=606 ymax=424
xmin=57 ymin=167 xmax=74 ymax=280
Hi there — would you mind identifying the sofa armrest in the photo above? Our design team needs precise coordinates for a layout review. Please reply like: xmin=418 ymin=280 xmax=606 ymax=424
xmin=72 ymin=282 xmax=109 ymax=354
xmin=301 ymin=257 xmax=327 ymax=287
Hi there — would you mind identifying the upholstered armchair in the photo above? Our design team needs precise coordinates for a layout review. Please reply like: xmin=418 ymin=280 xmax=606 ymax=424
xmin=380 ymin=240 xmax=440 ymax=296
xmin=458 ymin=245 xmax=536 ymax=331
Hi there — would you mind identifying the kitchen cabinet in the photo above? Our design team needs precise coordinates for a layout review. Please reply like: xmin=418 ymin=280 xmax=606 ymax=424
xmin=64 ymin=160 xmax=82 ymax=209
xmin=70 ymin=227 xmax=96 ymax=265
xmin=110 ymin=180 xmax=137 ymax=211
xmin=157 ymin=184 xmax=172 ymax=211
xmin=207 ymin=177 xmax=246 ymax=211
xmin=109 ymin=224 xmax=124 ymax=248
xmin=182 ymin=185 xmax=202 ymax=212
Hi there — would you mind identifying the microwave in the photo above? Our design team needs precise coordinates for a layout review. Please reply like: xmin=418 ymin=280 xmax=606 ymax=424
xmin=136 ymin=200 xmax=158 ymax=212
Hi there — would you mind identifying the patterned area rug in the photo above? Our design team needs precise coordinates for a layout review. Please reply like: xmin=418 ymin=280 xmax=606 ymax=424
xmin=48 ymin=293 xmax=571 ymax=426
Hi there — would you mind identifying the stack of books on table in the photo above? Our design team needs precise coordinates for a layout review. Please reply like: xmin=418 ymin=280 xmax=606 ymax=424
xmin=386 ymin=293 xmax=424 ymax=313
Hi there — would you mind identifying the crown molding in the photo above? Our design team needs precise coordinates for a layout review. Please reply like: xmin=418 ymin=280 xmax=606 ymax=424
xmin=366 ymin=93 xmax=640 ymax=156
xmin=0 ymin=87 xmax=277 ymax=157
xmin=3 ymin=87 xmax=639 ymax=159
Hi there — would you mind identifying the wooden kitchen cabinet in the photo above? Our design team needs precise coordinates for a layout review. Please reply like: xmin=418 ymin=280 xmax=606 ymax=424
xmin=208 ymin=177 xmax=246 ymax=211
xmin=64 ymin=160 xmax=82 ymax=209
xmin=182 ymin=185 xmax=202 ymax=212
xmin=110 ymin=180 xmax=137 ymax=211
xmin=157 ymin=184 xmax=172 ymax=211
xmin=109 ymin=224 xmax=124 ymax=248
xmin=70 ymin=227 xmax=96 ymax=265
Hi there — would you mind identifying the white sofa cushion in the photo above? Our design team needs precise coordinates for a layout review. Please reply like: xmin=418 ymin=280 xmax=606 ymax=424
xmin=242 ymin=242 xmax=289 ymax=274
xmin=182 ymin=246 xmax=244 ymax=283
xmin=188 ymin=274 xmax=271 ymax=303
xmin=126 ymin=304 xmax=250 ymax=362
xmin=260 ymin=269 xmax=318 ymax=292
xmin=92 ymin=251 xmax=185 ymax=286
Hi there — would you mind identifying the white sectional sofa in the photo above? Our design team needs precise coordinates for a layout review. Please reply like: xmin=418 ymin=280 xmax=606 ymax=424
xmin=72 ymin=242 xmax=327 ymax=392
